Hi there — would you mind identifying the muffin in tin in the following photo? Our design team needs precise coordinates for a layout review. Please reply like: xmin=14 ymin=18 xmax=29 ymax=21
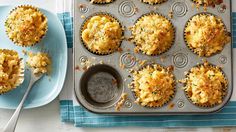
xmin=90 ymin=0 xmax=114 ymax=4
xmin=26 ymin=52 xmax=51 ymax=75
xmin=192 ymin=0 xmax=224 ymax=7
xmin=141 ymin=0 xmax=167 ymax=5
xmin=5 ymin=5 xmax=48 ymax=47
xmin=81 ymin=14 xmax=123 ymax=55
xmin=0 ymin=49 xmax=24 ymax=94
xmin=131 ymin=13 xmax=175 ymax=56
xmin=180 ymin=61 xmax=228 ymax=107
xmin=131 ymin=64 xmax=175 ymax=107
xmin=184 ymin=13 xmax=231 ymax=57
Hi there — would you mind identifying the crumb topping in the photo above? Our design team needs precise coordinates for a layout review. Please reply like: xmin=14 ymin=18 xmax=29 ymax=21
xmin=180 ymin=61 xmax=227 ymax=106
xmin=82 ymin=15 xmax=122 ymax=54
xmin=185 ymin=14 xmax=230 ymax=56
xmin=131 ymin=64 xmax=175 ymax=107
xmin=5 ymin=6 xmax=48 ymax=46
xmin=131 ymin=14 xmax=174 ymax=55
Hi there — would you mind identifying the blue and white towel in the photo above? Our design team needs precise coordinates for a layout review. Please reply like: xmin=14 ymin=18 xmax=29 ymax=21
xmin=58 ymin=0 xmax=236 ymax=127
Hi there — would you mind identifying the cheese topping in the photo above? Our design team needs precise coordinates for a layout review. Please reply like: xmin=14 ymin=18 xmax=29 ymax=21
xmin=131 ymin=14 xmax=174 ymax=55
xmin=82 ymin=15 xmax=122 ymax=54
xmin=5 ymin=6 xmax=48 ymax=46
xmin=132 ymin=64 xmax=175 ymax=107
xmin=182 ymin=62 xmax=227 ymax=106
xmin=0 ymin=49 xmax=23 ymax=94
xmin=185 ymin=14 xmax=230 ymax=56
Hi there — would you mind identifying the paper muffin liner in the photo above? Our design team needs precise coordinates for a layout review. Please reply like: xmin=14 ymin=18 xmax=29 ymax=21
xmin=0 ymin=49 xmax=25 ymax=95
xmin=5 ymin=5 xmax=48 ymax=47
xmin=130 ymin=63 xmax=176 ymax=108
xmin=184 ymin=13 xmax=230 ymax=57
xmin=141 ymin=0 xmax=168 ymax=5
xmin=182 ymin=62 xmax=228 ymax=108
xmin=89 ymin=0 xmax=115 ymax=4
xmin=80 ymin=12 xmax=124 ymax=55
xmin=131 ymin=12 xmax=175 ymax=56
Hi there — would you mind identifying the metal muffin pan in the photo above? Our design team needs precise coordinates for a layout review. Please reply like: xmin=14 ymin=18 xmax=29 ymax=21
xmin=73 ymin=0 xmax=233 ymax=114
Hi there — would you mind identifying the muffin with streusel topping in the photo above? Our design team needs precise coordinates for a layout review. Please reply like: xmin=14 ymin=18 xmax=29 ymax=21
xmin=131 ymin=64 xmax=175 ymax=107
xmin=5 ymin=5 xmax=48 ymax=47
xmin=184 ymin=13 xmax=231 ymax=57
xmin=81 ymin=14 xmax=123 ymax=55
xmin=131 ymin=13 xmax=175 ymax=56
xmin=180 ymin=61 xmax=228 ymax=107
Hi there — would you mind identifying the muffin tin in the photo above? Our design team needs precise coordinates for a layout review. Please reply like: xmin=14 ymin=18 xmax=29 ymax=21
xmin=73 ymin=0 xmax=233 ymax=114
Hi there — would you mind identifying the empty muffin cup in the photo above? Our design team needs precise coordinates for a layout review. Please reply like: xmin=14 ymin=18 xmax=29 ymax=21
xmin=75 ymin=64 xmax=123 ymax=108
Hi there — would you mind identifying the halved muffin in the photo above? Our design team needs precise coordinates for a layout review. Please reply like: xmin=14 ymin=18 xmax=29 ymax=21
xmin=5 ymin=5 xmax=48 ymax=47
xmin=81 ymin=14 xmax=123 ymax=55
xmin=131 ymin=13 xmax=175 ymax=56
xmin=184 ymin=14 xmax=230 ymax=57
xmin=0 ymin=49 xmax=24 ymax=94
xmin=131 ymin=64 xmax=175 ymax=107
xmin=180 ymin=61 xmax=228 ymax=107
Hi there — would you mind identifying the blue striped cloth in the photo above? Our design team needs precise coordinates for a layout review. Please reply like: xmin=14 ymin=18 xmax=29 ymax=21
xmin=58 ymin=12 xmax=236 ymax=127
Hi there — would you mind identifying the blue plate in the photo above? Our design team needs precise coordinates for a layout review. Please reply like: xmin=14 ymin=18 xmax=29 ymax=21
xmin=0 ymin=6 xmax=68 ymax=109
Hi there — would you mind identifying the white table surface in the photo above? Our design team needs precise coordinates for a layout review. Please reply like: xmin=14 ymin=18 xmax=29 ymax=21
xmin=0 ymin=0 xmax=235 ymax=132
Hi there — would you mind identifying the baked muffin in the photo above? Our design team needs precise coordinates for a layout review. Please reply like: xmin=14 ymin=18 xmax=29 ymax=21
xmin=193 ymin=0 xmax=223 ymax=7
xmin=131 ymin=64 xmax=175 ymax=107
xmin=184 ymin=14 xmax=230 ymax=57
xmin=131 ymin=13 xmax=175 ymax=56
xmin=5 ymin=5 xmax=48 ymax=47
xmin=180 ymin=61 xmax=228 ymax=107
xmin=90 ymin=0 xmax=113 ymax=4
xmin=26 ymin=52 xmax=51 ymax=75
xmin=0 ymin=49 xmax=24 ymax=94
xmin=141 ymin=0 xmax=167 ymax=5
xmin=81 ymin=14 xmax=123 ymax=55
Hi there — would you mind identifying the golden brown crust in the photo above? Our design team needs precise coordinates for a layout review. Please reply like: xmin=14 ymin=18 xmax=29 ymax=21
xmin=131 ymin=64 xmax=175 ymax=107
xmin=90 ymin=0 xmax=113 ymax=4
xmin=5 ymin=5 xmax=48 ymax=46
xmin=141 ymin=0 xmax=167 ymax=5
xmin=0 ymin=49 xmax=24 ymax=94
xmin=185 ymin=14 xmax=231 ymax=57
xmin=180 ymin=61 xmax=228 ymax=107
xmin=81 ymin=14 xmax=123 ymax=54
xmin=193 ymin=0 xmax=224 ymax=7
xmin=131 ymin=13 xmax=175 ymax=56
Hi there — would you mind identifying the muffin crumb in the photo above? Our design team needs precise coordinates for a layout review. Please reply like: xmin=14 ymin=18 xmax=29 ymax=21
xmin=115 ymin=93 xmax=128 ymax=111
xmin=26 ymin=52 xmax=51 ymax=75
